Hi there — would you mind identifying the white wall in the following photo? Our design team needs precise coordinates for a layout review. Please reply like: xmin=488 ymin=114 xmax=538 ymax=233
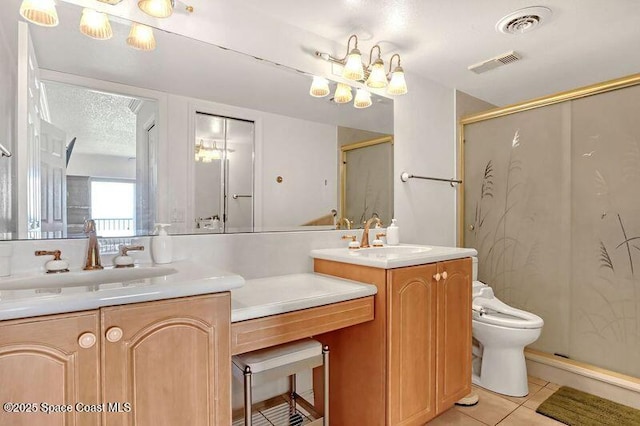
xmin=394 ymin=73 xmax=457 ymax=246
xmin=0 ymin=19 xmax=16 ymax=236
xmin=67 ymin=153 xmax=136 ymax=179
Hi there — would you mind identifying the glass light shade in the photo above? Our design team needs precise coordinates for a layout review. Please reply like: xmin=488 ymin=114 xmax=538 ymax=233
xmin=387 ymin=66 xmax=408 ymax=95
xmin=342 ymin=48 xmax=364 ymax=81
xmin=354 ymin=88 xmax=372 ymax=109
xmin=366 ymin=59 xmax=388 ymax=88
xmin=333 ymin=83 xmax=353 ymax=104
xmin=19 ymin=0 xmax=59 ymax=27
xmin=309 ymin=76 xmax=330 ymax=97
xmin=138 ymin=0 xmax=173 ymax=18
xmin=79 ymin=9 xmax=113 ymax=40
xmin=127 ymin=23 xmax=157 ymax=51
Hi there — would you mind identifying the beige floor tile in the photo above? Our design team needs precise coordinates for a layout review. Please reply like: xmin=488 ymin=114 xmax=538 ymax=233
xmin=545 ymin=382 xmax=560 ymax=391
xmin=454 ymin=387 xmax=519 ymax=425
xmin=497 ymin=406 xmax=564 ymax=425
xmin=427 ymin=408 xmax=488 ymax=425
xmin=523 ymin=387 xmax=556 ymax=410
xmin=528 ymin=376 xmax=549 ymax=387
xmin=490 ymin=382 xmax=543 ymax=405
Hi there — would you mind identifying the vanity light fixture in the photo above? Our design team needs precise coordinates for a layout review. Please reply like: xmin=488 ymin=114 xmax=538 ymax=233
xmin=314 ymin=34 xmax=408 ymax=96
xmin=333 ymin=83 xmax=353 ymax=104
xmin=309 ymin=76 xmax=330 ymax=97
xmin=353 ymin=88 xmax=372 ymax=109
xmin=138 ymin=0 xmax=173 ymax=18
xmin=79 ymin=9 xmax=113 ymax=40
xmin=19 ymin=0 xmax=59 ymax=27
xmin=126 ymin=23 xmax=157 ymax=51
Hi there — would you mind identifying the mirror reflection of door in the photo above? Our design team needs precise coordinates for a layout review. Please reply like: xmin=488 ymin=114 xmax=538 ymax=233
xmin=194 ymin=113 xmax=255 ymax=233
xmin=40 ymin=121 xmax=67 ymax=238
xmin=341 ymin=135 xmax=394 ymax=228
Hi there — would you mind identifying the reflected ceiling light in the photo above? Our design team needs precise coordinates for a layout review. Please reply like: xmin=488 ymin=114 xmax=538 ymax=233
xmin=79 ymin=9 xmax=113 ymax=40
xmin=354 ymin=88 xmax=372 ymax=109
xmin=314 ymin=34 xmax=408 ymax=95
xmin=309 ymin=76 xmax=330 ymax=97
xmin=19 ymin=0 xmax=59 ymax=27
xmin=387 ymin=54 xmax=407 ymax=95
xmin=195 ymin=139 xmax=234 ymax=163
xmin=138 ymin=0 xmax=174 ymax=18
xmin=333 ymin=83 xmax=353 ymax=104
xmin=127 ymin=23 xmax=157 ymax=51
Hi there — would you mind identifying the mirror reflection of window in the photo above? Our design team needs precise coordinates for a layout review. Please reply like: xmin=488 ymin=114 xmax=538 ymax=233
xmin=90 ymin=180 xmax=135 ymax=237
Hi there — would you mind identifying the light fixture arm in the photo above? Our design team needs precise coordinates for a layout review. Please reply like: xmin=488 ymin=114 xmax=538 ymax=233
xmin=387 ymin=53 xmax=402 ymax=75
xmin=367 ymin=44 xmax=382 ymax=68
xmin=315 ymin=34 xmax=359 ymax=64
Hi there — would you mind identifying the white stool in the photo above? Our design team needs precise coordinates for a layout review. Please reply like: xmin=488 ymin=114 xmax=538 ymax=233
xmin=232 ymin=339 xmax=329 ymax=425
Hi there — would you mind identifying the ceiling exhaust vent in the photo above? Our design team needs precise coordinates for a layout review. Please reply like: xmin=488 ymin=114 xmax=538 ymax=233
xmin=468 ymin=51 xmax=522 ymax=74
xmin=496 ymin=6 xmax=552 ymax=35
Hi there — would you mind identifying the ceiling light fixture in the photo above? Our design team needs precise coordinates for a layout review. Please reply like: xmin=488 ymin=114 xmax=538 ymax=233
xmin=314 ymin=34 xmax=409 ymax=96
xmin=79 ymin=9 xmax=113 ymax=40
xmin=126 ymin=23 xmax=157 ymax=51
xmin=19 ymin=0 xmax=59 ymax=27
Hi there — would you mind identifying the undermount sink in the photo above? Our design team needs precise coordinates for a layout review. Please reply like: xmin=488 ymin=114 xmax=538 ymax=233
xmin=310 ymin=244 xmax=477 ymax=269
xmin=0 ymin=265 xmax=178 ymax=291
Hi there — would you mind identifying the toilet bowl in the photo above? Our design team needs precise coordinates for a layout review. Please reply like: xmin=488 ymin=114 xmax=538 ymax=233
xmin=471 ymin=266 xmax=543 ymax=397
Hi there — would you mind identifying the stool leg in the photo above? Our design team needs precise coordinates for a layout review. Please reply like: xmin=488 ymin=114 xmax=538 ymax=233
xmin=322 ymin=345 xmax=329 ymax=426
xmin=289 ymin=374 xmax=297 ymax=415
xmin=243 ymin=366 xmax=253 ymax=426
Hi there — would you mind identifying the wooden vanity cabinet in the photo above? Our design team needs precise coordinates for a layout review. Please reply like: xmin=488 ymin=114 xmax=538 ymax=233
xmin=314 ymin=257 xmax=472 ymax=426
xmin=0 ymin=311 xmax=101 ymax=426
xmin=0 ymin=293 xmax=231 ymax=426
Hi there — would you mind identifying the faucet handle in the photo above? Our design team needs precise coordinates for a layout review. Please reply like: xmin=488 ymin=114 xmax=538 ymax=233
xmin=35 ymin=250 xmax=62 ymax=260
xmin=35 ymin=250 xmax=69 ymax=273
xmin=119 ymin=245 xmax=145 ymax=256
xmin=341 ymin=235 xmax=360 ymax=249
xmin=341 ymin=235 xmax=356 ymax=242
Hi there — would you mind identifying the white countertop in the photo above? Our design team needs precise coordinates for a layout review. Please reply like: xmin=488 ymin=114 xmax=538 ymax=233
xmin=231 ymin=273 xmax=377 ymax=322
xmin=310 ymin=244 xmax=478 ymax=269
xmin=0 ymin=261 xmax=244 ymax=321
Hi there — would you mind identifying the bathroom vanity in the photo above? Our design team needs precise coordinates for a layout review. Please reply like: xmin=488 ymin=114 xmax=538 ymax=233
xmin=310 ymin=245 xmax=476 ymax=426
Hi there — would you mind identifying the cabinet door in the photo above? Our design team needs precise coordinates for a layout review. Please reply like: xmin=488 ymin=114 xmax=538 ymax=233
xmin=0 ymin=312 xmax=101 ymax=426
xmin=436 ymin=258 xmax=472 ymax=413
xmin=387 ymin=263 xmax=438 ymax=426
xmin=102 ymin=293 xmax=231 ymax=426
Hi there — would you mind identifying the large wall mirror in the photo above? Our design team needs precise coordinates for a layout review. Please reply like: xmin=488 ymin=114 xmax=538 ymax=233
xmin=0 ymin=0 xmax=394 ymax=240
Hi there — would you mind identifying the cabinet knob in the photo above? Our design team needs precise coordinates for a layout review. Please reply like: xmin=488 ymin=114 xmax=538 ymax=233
xmin=442 ymin=271 xmax=448 ymax=280
xmin=106 ymin=327 xmax=123 ymax=343
xmin=433 ymin=273 xmax=441 ymax=282
xmin=78 ymin=332 xmax=96 ymax=349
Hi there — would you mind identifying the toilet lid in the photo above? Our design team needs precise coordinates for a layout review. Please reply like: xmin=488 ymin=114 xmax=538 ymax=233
xmin=473 ymin=297 xmax=544 ymax=329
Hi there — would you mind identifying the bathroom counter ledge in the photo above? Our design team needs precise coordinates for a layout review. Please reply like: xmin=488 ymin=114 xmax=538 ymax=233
xmin=230 ymin=273 xmax=377 ymax=354
xmin=231 ymin=273 xmax=377 ymax=322
xmin=0 ymin=260 xmax=244 ymax=321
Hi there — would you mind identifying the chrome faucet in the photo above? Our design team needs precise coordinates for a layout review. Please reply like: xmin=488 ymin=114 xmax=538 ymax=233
xmin=361 ymin=214 xmax=382 ymax=248
xmin=83 ymin=219 xmax=103 ymax=270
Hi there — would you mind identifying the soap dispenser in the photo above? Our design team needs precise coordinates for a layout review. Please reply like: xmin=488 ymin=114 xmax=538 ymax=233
xmin=151 ymin=224 xmax=172 ymax=264
xmin=386 ymin=219 xmax=400 ymax=245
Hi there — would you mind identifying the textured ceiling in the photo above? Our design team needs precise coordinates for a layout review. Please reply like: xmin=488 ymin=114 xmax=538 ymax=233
xmin=238 ymin=0 xmax=640 ymax=106
xmin=43 ymin=81 xmax=139 ymax=157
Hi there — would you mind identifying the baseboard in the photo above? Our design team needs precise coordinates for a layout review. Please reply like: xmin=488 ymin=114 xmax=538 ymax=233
xmin=525 ymin=348 xmax=640 ymax=409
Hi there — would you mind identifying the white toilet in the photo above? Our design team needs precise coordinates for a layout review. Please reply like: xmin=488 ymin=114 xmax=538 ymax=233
xmin=471 ymin=259 xmax=544 ymax=397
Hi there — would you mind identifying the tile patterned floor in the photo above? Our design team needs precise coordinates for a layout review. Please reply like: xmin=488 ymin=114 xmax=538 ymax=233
xmin=427 ymin=376 xmax=564 ymax=425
